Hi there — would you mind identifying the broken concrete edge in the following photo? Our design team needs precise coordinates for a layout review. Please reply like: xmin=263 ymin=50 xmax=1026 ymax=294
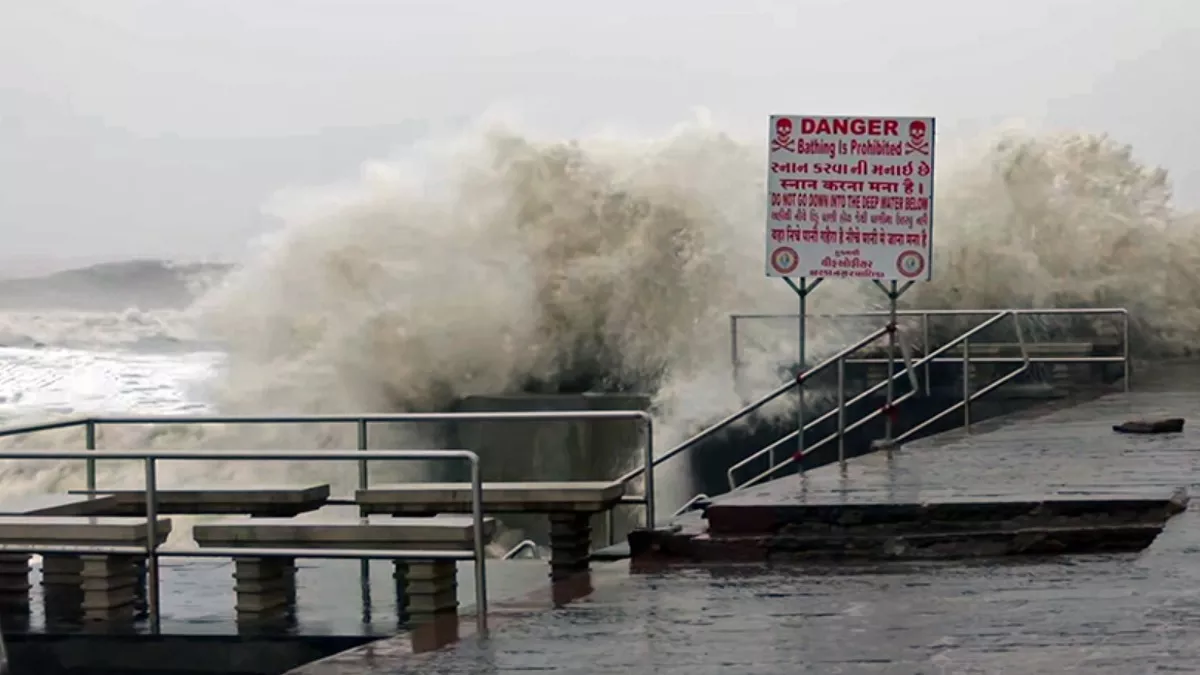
xmin=702 ymin=492 xmax=1191 ymax=536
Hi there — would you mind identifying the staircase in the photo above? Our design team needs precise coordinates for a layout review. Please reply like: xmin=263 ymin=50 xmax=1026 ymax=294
xmin=645 ymin=307 xmax=1131 ymax=525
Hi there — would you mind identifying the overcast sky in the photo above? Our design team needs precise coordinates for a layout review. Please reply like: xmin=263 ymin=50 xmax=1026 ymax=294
xmin=2 ymin=0 xmax=1197 ymax=271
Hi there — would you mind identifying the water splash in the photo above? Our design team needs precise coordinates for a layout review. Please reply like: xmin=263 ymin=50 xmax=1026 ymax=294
xmin=0 ymin=118 xmax=1193 ymax=522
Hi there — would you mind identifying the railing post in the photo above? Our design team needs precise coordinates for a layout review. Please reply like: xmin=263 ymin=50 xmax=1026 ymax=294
xmin=355 ymin=418 xmax=371 ymax=607
xmin=730 ymin=315 xmax=739 ymax=383
xmin=356 ymin=419 xmax=369 ymax=490
xmin=836 ymin=356 xmax=846 ymax=469
xmin=921 ymin=313 xmax=931 ymax=396
xmin=144 ymin=457 xmax=161 ymax=635
xmin=643 ymin=417 xmax=655 ymax=529
xmin=468 ymin=453 xmax=488 ymax=636
xmin=85 ymin=420 xmax=97 ymax=495
xmin=1123 ymin=311 xmax=1131 ymax=392
xmin=962 ymin=338 xmax=971 ymax=431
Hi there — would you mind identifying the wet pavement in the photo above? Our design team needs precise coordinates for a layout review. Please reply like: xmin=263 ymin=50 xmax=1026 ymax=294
xmin=293 ymin=364 xmax=1200 ymax=674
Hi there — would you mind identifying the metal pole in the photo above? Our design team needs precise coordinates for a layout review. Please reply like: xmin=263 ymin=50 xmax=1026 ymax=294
xmin=784 ymin=277 xmax=819 ymax=474
xmin=356 ymin=419 xmax=369 ymax=490
xmin=797 ymin=278 xmax=806 ymax=469
xmin=144 ymin=457 xmax=161 ymax=635
xmin=962 ymin=338 xmax=972 ymax=431
xmin=356 ymin=418 xmax=370 ymax=601
xmin=730 ymin=316 xmax=739 ymax=379
xmin=643 ymin=417 xmax=655 ymax=528
xmin=85 ymin=421 xmax=97 ymax=495
xmin=885 ymin=281 xmax=898 ymax=440
xmin=921 ymin=313 xmax=931 ymax=396
xmin=836 ymin=356 xmax=846 ymax=469
xmin=468 ymin=454 xmax=488 ymax=636
xmin=1123 ymin=311 xmax=1131 ymax=392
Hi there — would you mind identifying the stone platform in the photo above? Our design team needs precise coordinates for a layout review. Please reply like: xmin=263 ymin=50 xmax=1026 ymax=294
xmin=629 ymin=379 xmax=1200 ymax=565
xmin=285 ymin=364 xmax=1200 ymax=674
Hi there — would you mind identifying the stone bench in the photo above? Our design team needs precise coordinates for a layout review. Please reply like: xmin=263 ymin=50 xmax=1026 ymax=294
xmin=0 ymin=516 xmax=172 ymax=622
xmin=0 ymin=494 xmax=121 ymax=517
xmin=67 ymin=484 xmax=331 ymax=517
xmin=192 ymin=516 xmax=496 ymax=625
xmin=356 ymin=481 xmax=626 ymax=579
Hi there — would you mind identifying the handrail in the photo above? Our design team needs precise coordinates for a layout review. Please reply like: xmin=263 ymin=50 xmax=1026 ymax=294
xmin=730 ymin=307 xmax=1131 ymax=320
xmin=0 ymin=447 xmax=487 ymax=638
xmin=728 ymin=310 xmax=1013 ymax=489
xmin=502 ymin=539 xmax=540 ymax=560
xmin=0 ymin=410 xmax=657 ymax=533
xmin=617 ymin=324 xmax=890 ymax=487
xmin=671 ymin=493 xmax=710 ymax=517
xmin=729 ymin=307 xmax=1131 ymax=393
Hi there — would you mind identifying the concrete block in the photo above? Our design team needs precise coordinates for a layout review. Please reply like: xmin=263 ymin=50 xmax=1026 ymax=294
xmin=195 ymin=516 xmax=496 ymax=551
xmin=356 ymin=481 xmax=626 ymax=515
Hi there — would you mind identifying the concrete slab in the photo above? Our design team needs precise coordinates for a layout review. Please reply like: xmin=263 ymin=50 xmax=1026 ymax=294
xmin=356 ymin=481 xmax=625 ymax=515
xmin=193 ymin=516 xmax=497 ymax=550
xmin=67 ymin=484 xmax=331 ymax=516
xmin=0 ymin=494 xmax=120 ymax=517
xmin=0 ymin=517 xmax=173 ymax=543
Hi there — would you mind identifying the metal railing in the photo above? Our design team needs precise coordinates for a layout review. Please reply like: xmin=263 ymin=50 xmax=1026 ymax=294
xmin=0 ymin=410 xmax=657 ymax=532
xmin=730 ymin=307 xmax=1131 ymax=392
xmin=502 ymin=539 xmax=540 ymax=560
xmin=726 ymin=310 xmax=1028 ymax=490
xmin=0 ymin=448 xmax=488 ymax=637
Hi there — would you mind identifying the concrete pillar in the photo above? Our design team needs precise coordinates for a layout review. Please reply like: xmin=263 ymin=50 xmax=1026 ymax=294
xmin=41 ymin=555 xmax=83 ymax=621
xmin=392 ymin=560 xmax=410 ymax=624
xmin=231 ymin=557 xmax=296 ymax=620
xmin=80 ymin=555 xmax=140 ymax=622
xmin=548 ymin=513 xmax=592 ymax=580
xmin=404 ymin=561 xmax=457 ymax=626
xmin=0 ymin=554 xmax=30 ymax=617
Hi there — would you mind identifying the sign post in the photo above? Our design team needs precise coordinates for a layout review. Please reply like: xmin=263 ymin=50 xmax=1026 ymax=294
xmin=766 ymin=114 xmax=935 ymax=474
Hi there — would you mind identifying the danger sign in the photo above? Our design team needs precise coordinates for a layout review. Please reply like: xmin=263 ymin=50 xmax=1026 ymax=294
xmin=765 ymin=113 xmax=935 ymax=281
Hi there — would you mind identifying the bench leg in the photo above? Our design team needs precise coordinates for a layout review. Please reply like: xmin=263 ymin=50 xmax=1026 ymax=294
xmin=392 ymin=561 xmax=410 ymax=624
xmin=548 ymin=513 xmax=592 ymax=580
xmin=232 ymin=557 xmax=296 ymax=621
xmin=404 ymin=561 xmax=457 ymax=627
xmin=0 ymin=554 xmax=30 ymax=620
xmin=42 ymin=554 xmax=82 ymax=621
xmin=80 ymin=555 xmax=140 ymax=622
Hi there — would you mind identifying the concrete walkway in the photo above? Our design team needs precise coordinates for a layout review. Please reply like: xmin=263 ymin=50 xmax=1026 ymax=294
xmin=296 ymin=366 xmax=1200 ymax=674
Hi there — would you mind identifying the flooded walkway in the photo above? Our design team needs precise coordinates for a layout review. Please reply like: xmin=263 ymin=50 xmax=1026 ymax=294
xmin=295 ymin=363 xmax=1200 ymax=674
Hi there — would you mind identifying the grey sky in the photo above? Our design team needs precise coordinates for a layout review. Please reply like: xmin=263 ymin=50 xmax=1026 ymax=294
xmin=2 ymin=0 xmax=1197 ymax=269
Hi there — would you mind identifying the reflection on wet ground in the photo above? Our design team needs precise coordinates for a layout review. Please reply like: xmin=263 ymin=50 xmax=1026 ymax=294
xmin=295 ymin=367 xmax=1200 ymax=674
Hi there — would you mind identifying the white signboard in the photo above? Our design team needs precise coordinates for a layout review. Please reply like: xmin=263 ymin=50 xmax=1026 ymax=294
xmin=765 ymin=115 xmax=935 ymax=281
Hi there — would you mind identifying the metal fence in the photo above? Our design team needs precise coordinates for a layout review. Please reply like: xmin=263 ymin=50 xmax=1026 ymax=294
xmin=0 ymin=447 xmax=488 ymax=636
xmin=729 ymin=307 xmax=1131 ymax=390
xmin=0 ymin=410 xmax=657 ymax=532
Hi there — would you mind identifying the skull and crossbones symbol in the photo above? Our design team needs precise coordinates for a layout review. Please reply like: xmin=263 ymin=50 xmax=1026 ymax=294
xmin=904 ymin=121 xmax=930 ymax=156
xmin=771 ymin=118 xmax=796 ymax=152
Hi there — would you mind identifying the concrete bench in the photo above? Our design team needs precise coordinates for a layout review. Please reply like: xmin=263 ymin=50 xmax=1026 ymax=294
xmin=67 ymin=484 xmax=331 ymax=517
xmin=192 ymin=516 xmax=496 ymax=625
xmin=0 ymin=494 xmax=121 ymax=517
xmin=0 ymin=516 xmax=172 ymax=622
xmin=356 ymin=481 xmax=626 ymax=579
